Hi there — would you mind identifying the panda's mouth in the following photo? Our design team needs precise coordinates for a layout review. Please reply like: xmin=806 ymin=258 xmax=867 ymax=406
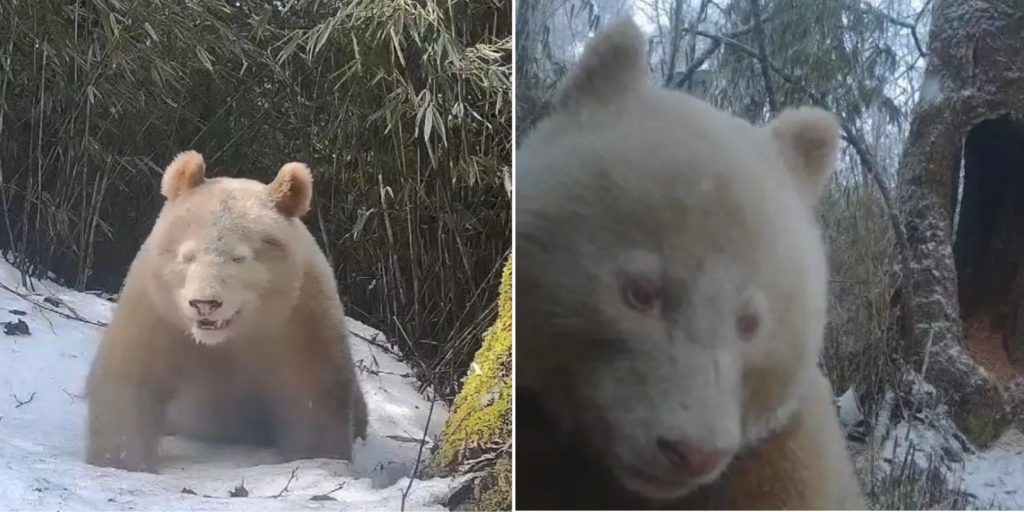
xmin=196 ymin=318 xmax=232 ymax=330
xmin=195 ymin=312 xmax=239 ymax=331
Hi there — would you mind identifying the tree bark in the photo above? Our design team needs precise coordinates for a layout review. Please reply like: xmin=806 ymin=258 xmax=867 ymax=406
xmin=433 ymin=258 xmax=512 ymax=510
xmin=894 ymin=0 xmax=1024 ymax=447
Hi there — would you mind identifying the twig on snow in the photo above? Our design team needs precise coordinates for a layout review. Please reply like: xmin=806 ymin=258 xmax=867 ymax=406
xmin=309 ymin=482 xmax=346 ymax=501
xmin=0 ymin=281 xmax=107 ymax=327
xmin=348 ymin=329 xmax=401 ymax=358
xmin=401 ymin=393 xmax=438 ymax=512
xmin=229 ymin=479 xmax=249 ymax=498
xmin=12 ymin=391 xmax=37 ymax=408
xmin=272 ymin=467 xmax=299 ymax=498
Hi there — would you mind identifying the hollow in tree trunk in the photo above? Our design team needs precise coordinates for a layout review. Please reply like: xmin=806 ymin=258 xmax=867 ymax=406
xmin=895 ymin=0 xmax=1024 ymax=446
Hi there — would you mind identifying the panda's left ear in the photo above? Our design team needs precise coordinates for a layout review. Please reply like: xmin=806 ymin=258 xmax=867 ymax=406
xmin=768 ymin=107 xmax=840 ymax=206
xmin=161 ymin=150 xmax=206 ymax=200
xmin=268 ymin=162 xmax=313 ymax=218
xmin=554 ymin=17 xmax=648 ymax=111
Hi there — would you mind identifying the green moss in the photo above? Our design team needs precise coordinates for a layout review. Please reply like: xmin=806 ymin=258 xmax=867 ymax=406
xmin=955 ymin=401 xmax=1009 ymax=448
xmin=434 ymin=257 xmax=512 ymax=510
xmin=476 ymin=457 xmax=512 ymax=511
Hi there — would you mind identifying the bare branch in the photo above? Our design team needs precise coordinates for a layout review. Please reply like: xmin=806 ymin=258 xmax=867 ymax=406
xmin=685 ymin=0 xmax=713 ymax=66
xmin=662 ymin=0 xmax=689 ymax=84
xmin=680 ymin=27 xmax=807 ymax=90
xmin=671 ymin=39 xmax=721 ymax=89
xmin=748 ymin=0 xmax=778 ymax=113
xmin=664 ymin=0 xmax=712 ymax=87
xmin=668 ymin=10 xmax=776 ymax=90
xmin=0 ymin=282 xmax=107 ymax=327
xmin=271 ymin=467 xmax=299 ymax=498
xmin=844 ymin=0 xmax=927 ymax=58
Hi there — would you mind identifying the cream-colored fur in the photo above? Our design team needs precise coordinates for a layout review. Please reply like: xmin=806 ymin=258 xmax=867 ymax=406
xmin=516 ymin=17 xmax=863 ymax=508
xmin=517 ymin=371 xmax=863 ymax=509
xmin=85 ymin=151 xmax=368 ymax=472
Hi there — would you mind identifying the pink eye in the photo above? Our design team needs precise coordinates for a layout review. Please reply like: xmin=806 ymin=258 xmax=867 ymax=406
xmin=623 ymin=279 xmax=660 ymax=312
xmin=736 ymin=312 xmax=760 ymax=341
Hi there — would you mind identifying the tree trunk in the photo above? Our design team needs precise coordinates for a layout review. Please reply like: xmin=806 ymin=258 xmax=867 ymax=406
xmin=432 ymin=257 xmax=512 ymax=510
xmin=896 ymin=0 xmax=1024 ymax=447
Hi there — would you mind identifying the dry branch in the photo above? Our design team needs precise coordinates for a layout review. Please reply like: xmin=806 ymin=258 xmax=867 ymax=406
xmin=401 ymin=394 xmax=438 ymax=512
xmin=272 ymin=467 xmax=299 ymax=498
xmin=748 ymin=0 xmax=778 ymax=113
xmin=0 ymin=282 xmax=107 ymax=327
xmin=669 ymin=10 xmax=775 ymax=90
xmin=671 ymin=39 xmax=721 ymax=89
xmin=843 ymin=0 xmax=928 ymax=59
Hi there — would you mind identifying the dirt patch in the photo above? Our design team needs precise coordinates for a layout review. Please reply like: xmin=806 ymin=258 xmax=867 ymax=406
xmin=964 ymin=311 xmax=1020 ymax=386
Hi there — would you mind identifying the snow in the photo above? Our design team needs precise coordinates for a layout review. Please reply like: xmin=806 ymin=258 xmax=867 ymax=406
xmin=918 ymin=70 xmax=943 ymax=105
xmin=0 ymin=260 xmax=462 ymax=511
xmin=879 ymin=400 xmax=1024 ymax=509
xmin=962 ymin=429 xmax=1024 ymax=508
xmin=835 ymin=386 xmax=864 ymax=429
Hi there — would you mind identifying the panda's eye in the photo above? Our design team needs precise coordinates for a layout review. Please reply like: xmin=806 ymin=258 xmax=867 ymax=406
xmin=622 ymin=277 xmax=661 ymax=312
xmin=261 ymin=236 xmax=285 ymax=251
xmin=736 ymin=312 xmax=761 ymax=341
xmin=231 ymin=254 xmax=247 ymax=264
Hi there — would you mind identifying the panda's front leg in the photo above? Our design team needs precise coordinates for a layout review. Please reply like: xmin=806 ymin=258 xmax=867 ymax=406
xmin=85 ymin=372 xmax=166 ymax=473
xmin=268 ymin=366 xmax=354 ymax=462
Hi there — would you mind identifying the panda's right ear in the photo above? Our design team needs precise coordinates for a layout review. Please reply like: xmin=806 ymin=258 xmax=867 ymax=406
xmin=268 ymin=162 xmax=313 ymax=218
xmin=553 ymin=17 xmax=648 ymax=111
xmin=161 ymin=150 xmax=206 ymax=200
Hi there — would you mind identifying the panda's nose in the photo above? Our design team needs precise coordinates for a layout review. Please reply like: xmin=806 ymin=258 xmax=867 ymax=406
xmin=655 ymin=437 xmax=729 ymax=478
xmin=188 ymin=299 xmax=222 ymax=316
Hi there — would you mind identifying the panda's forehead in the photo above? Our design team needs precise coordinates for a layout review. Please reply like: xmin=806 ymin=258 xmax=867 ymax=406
xmin=173 ymin=190 xmax=276 ymax=242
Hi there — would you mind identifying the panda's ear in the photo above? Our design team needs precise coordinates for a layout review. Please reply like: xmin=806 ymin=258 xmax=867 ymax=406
xmin=161 ymin=151 xmax=206 ymax=200
xmin=554 ymin=17 xmax=648 ymax=110
xmin=268 ymin=162 xmax=313 ymax=218
xmin=768 ymin=107 xmax=840 ymax=205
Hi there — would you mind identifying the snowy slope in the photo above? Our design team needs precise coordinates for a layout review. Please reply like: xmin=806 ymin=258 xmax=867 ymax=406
xmin=863 ymin=376 xmax=1024 ymax=509
xmin=0 ymin=260 xmax=462 ymax=511
xmin=961 ymin=429 xmax=1024 ymax=508
xmin=880 ymin=420 xmax=1024 ymax=508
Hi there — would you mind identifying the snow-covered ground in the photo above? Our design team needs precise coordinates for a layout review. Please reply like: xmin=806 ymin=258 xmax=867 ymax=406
xmin=0 ymin=260 xmax=462 ymax=511
xmin=879 ymin=420 xmax=1024 ymax=508
xmin=848 ymin=377 xmax=1024 ymax=509
xmin=962 ymin=429 xmax=1024 ymax=508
